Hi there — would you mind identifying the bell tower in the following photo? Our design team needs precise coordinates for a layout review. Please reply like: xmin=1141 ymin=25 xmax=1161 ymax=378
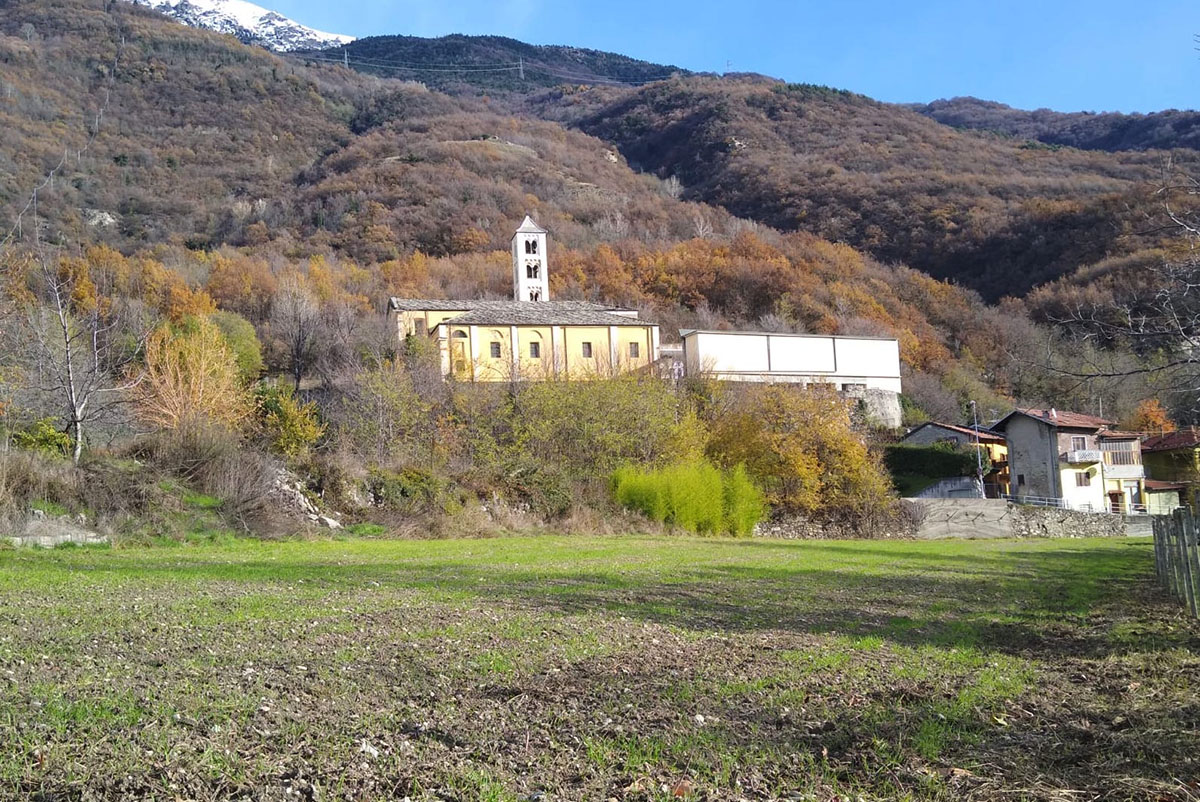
xmin=512 ymin=215 xmax=549 ymax=302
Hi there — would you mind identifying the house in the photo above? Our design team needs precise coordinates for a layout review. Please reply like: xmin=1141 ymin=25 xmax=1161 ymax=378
xmin=1141 ymin=428 xmax=1200 ymax=509
xmin=991 ymin=408 xmax=1146 ymax=514
xmin=1145 ymin=479 xmax=1187 ymax=515
xmin=899 ymin=421 xmax=1009 ymax=496
xmin=679 ymin=329 xmax=903 ymax=426
xmin=388 ymin=216 xmax=660 ymax=381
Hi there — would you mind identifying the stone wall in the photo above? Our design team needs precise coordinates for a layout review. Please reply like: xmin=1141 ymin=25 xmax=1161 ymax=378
xmin=1009 ymin=506 xmax=1126 ymax=539
xmin=755 ymin=500 xmax=1134 ymax=540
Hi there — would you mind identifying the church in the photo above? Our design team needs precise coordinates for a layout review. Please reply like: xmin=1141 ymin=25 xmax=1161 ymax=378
xmin=388 ymin=216 xmax=662 ymax=381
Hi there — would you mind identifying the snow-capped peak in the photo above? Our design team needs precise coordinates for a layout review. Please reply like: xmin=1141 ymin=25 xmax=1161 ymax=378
xmin=125 ymin=0 xmax=354 ymax=52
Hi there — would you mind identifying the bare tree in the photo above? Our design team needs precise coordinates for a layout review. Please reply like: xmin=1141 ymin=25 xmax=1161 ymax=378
xmin=271 ymin=274 xmax=320 ymax=392
xmin=1045 ymin=165 xmax=1200 ymax=416
xmin=22 ymin=255 xmax=148 ymax=463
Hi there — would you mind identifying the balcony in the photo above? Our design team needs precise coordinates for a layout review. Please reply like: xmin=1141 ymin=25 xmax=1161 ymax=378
xmin=1064 ymin=449 xmax=1102 ymax=464
xmin=1102 ymin=450 xmax=1144 ymax=479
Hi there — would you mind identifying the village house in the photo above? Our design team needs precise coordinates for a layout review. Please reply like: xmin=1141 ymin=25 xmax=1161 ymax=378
xmin=899 ymin=421 xmax=1010 ymax=496
xmin=991 ymin=408 xmax=1146 ymax=514
xmin=388 ymin=216 xmax=661 ymax=381
xmin=1141 ymin=429 xmax=1200 ymax=510
xmin=679 ymin=329 xmax=903 ymax=426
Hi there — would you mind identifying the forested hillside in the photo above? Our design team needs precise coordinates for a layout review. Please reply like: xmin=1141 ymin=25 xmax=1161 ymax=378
xmin=565 ymin=77 xmax=1194 ymax=301
xmin=914 ymin=97 xmax=1200 ymax=153
xmin=304 ymin=33 xmax=687 ymax=97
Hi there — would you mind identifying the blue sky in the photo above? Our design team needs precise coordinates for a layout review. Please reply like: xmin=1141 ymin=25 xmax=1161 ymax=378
xmin=275 ymin=0 xmax=1197 ymax=113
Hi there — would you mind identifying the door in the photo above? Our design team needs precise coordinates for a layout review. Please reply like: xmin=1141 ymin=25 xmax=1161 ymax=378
xmin=1107 ymin=491 xmax=1123 ymax=514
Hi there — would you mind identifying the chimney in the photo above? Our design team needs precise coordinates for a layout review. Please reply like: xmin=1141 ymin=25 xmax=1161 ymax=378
xmin=1050 ymin=408 xmax=1057 ymax=420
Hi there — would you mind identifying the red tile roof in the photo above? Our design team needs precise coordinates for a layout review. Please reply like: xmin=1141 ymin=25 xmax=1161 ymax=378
xmin=993 ymin=408 xmax=1115 ymax=432
xmin=1142 ymin=429 xmax=1200 ymax=453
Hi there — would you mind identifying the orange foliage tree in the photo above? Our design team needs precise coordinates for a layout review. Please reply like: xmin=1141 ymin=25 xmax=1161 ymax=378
xmin=137 ymin=318 xmax=251 ymax=431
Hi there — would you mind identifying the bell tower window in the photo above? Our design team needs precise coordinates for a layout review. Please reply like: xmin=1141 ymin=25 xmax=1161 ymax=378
xmin=525 ymin=239 xmax=538 ymax=255
xmin=526 ymin=263 xmax=540 ymax=279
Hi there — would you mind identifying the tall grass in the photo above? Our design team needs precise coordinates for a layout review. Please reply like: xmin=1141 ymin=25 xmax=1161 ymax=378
xmin=612 ymin=460 xmax=766 ymax=537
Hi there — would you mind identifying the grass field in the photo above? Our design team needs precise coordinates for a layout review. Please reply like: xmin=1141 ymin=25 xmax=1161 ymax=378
xmin=0 ymin=535 xmax=1197 ymax=801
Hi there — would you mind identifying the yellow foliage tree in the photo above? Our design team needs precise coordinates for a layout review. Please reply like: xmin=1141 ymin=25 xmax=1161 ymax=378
xmin=706 ymin=385 xmax=892 ymax=514
xmin=137 ymin=318 xmax=251 ymax=431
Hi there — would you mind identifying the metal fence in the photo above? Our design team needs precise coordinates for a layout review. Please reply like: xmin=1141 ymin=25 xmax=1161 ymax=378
xmin=1153 ymin=508 xmax=1200 ymax=618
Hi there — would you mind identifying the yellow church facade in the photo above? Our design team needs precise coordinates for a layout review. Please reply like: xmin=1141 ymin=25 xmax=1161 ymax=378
xmin=388 ymin=216 xmax=660 ymax=382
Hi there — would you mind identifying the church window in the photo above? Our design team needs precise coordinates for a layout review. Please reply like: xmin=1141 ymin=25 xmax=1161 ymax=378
xmin=452 ymin=330 xmax=468 ymax=338
xmin=529 ymin=288 xmax=541 ymax=302
xmin=628 ymin=342 xmax=639 ymax=358
xmin=490 ymin=342 xmax=502 ymax=358
xmin=414 ymin=319 xmax=426 ymax=336
xmin=581 ymin=342 xmax=593 ymax=358
xmin=526 ymin=263 xmax=540 ymax=279
xmin=529 ymin=342 xmax=540 ymax=358
xmin=525 ymin=239 xmax=538 ymax=255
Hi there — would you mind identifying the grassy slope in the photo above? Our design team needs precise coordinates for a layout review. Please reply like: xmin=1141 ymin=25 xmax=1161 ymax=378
xmin=0 ymin=536 xmax=1196 ymax=800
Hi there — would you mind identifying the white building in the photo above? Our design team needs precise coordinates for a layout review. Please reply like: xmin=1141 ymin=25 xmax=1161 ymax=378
xmin=680 ymin=329 xmax=902 ymax=426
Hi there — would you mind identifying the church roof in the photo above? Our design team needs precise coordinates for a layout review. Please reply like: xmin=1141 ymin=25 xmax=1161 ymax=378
xmin=389 ymin=298 xmax=628 ymax=313
xmin=513 ymin=214 xmax=547 ymax=235
xmin=436 ymin=302 xmax=653 ymax=328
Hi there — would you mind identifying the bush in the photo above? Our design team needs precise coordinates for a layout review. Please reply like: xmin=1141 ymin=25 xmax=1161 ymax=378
xmin=12 ymin=418 xmax=71 ymax=458
xmin=364 ymin=467 xmax=449 ymax=513
xmin=612 ymin=460 xmax=766 ymax=536
xmin=256 ymin=383 xmax=325 ymax=458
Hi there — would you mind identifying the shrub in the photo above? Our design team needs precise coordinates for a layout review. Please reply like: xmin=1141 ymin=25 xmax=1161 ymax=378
xmin=12 ymin=418 xmax=71 ymax=458
xmin=256 ymin=383 xmax=325 ymax=458
xmin=364 ymin=467 xmax=448 ymax=513
xmin=706 ymin=385 xmax=893 ymax=515
xmin=612 ymin=460 xmax=766 ymax=536
xmin=210 ymin=311 xmax=265 ymax=382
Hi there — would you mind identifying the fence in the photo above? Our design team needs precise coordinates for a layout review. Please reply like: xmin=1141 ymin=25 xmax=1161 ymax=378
xmin=1153 ymin=508 xmax=1200 ymax=618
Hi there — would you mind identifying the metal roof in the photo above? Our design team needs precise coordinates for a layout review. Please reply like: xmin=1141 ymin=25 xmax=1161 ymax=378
xmin=903 ymin=421 xmax=1006 ymax=444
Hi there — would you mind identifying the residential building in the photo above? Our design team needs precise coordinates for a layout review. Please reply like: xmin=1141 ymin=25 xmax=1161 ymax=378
xmin=1141 ymin=428 xmax=1200 ymax=509
xmin=388 ymin=216 xmax=660 ymax=382
xmin=679 ymin=329 xmax=903 ymax=426
xmin=900 ymin=421 xmax=1009 ymax=496
xmin=991 ymin=408 xmax=1146 ymax=513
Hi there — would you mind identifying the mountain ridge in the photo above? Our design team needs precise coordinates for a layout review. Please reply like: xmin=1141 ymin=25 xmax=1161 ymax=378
xmin=124 ymin=0 xmax=352 ymax=51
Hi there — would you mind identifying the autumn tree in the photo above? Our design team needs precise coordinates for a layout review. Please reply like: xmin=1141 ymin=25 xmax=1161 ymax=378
xmin=1123 ymin=399 xmax=1176 ymax=434
xmin=137 ymin=318 xmax=251 ymax=431
xmin=705 ymin=384 xmax=892 ymax=515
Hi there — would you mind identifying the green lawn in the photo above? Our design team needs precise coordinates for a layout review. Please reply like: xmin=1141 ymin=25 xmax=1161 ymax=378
xmin=0 ymin=535 xmax=1196 ymax=801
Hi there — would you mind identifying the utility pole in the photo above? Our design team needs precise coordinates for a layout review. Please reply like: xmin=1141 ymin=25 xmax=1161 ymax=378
xmin=518 ymin=56 xmax=524 ymax=80
xmin=970 ymin=400 xmax=985 ymax=496
xmin=343 ymin=48 xmax=348 ymax=68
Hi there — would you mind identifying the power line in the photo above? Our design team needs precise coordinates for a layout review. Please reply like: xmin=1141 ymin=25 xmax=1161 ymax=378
xmin=294 ymin=50 xmax=679 ymax=86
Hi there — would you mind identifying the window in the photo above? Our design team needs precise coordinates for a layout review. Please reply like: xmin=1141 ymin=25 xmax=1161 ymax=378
xmin=529 ymin=342 xmax=540 ymax=359
xmin=526 ymin=263 xmax=540 ymax=279
xmin=489 ymin=342 xmax=501 ymax=358
xmin=529 ymin=288 xmax=541 ymax=302
xmin=629 ymin=342 xmax=639 ymax=358
xmin=413 ymin=319 xmax=426 ymax=336
xmin=1017 ymin=474 xmax=1026 ymax=486
xmin=1075 ymin=471 xmax=1091 ymax=487
xmin=452 ymin=330 xmax=468 ymax=339
xmin=525 ymin=239 xmax=538 ymax=255
xmin=1071 ymin=435 xmax=1088 ymax=451
xmin=581 ymin=342 xmax=593 ymax=358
